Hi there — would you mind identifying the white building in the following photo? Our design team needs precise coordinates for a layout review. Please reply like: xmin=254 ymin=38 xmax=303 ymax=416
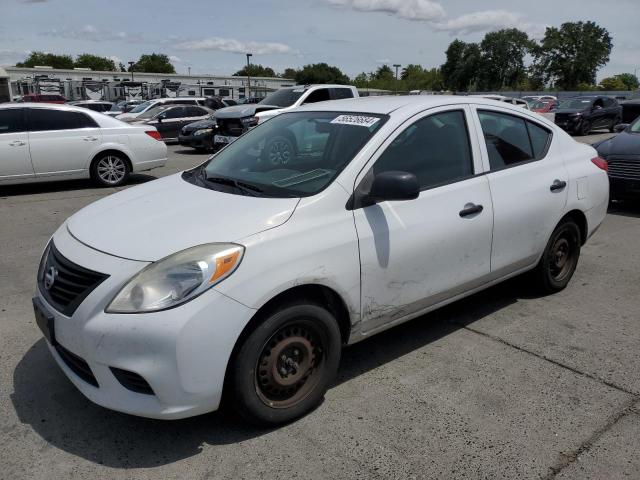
xmin=3 ymin=66 xmax=296 ymax=102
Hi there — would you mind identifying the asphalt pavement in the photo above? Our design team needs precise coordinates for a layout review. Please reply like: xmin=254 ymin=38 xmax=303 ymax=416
xmin=1 ymin=133 xmax=639 ymax=480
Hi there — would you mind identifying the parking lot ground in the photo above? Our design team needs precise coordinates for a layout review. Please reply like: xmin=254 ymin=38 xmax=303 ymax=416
xmin=2 ymin=135 xmax=639 ymax=479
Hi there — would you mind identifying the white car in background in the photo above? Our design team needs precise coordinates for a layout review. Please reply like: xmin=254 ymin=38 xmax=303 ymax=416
xmin=474 ymin=94 xmax=531 ymax=109
xmin=33 ymin=96 xmax=608 ymax=426
xmin=0 ymin=103 xmax=167 ymax=187
xmin=116 ymin=97 xmax=207 ymax=122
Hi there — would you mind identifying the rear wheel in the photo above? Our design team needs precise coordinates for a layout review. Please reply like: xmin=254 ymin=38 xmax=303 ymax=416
xmin=533 ymin=219 xmax=581 ymax=293
xmin=90 ymin=152 xmax=130 ymax=187
xmin=610 ymin=116 xmax=621 ymax=133
xmin=230 ymin=301 xmax=341 ymax=426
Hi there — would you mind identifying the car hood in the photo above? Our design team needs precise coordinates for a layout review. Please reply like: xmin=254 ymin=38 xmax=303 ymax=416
xmin=183 ymin=118 xmax=216 ymax=131
xmin=66 ymin=173 xmax=300 ymax=261
xmin=554 ymin=108 xmax=586 ymax=115
xmin=596 ymin=132 xmax=640 ymax=157
xmin=214 ymin=104 xmax=279 ymax=119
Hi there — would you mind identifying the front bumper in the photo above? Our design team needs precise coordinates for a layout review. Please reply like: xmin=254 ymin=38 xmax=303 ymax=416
xmin=35 ymin=225 xmax=256 ymax=419
xmin=178 ymin=133 xmax=211 ymax=149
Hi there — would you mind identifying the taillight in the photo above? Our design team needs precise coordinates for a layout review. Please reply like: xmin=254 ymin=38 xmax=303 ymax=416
xmin=145 ymin=130 xmax=163 ymax=141
xmin=591 ymin=157 xmax=608 ymax=172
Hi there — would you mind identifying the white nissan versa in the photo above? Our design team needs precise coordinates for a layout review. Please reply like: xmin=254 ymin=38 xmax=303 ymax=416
xmin=33 ymin=96 xmax=609 ymax=425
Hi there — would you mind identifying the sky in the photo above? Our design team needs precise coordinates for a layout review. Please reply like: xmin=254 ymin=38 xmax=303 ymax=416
xmin=0 ymin=0 xmax=638 ymax=80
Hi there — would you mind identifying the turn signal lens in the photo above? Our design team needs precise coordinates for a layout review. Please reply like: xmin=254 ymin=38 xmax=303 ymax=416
xmin=145 ymin=130 xmax=163 ymax=141
xmin=210 ymin=250 xmax=241 ymax=283
xmin=591 ymin=157 xmax=608 ymax=172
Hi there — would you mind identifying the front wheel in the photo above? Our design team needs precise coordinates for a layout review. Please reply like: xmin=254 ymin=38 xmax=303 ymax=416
xmin=230 ymin=301 xmax=341 ymax=426
xmin=533 ymin=219 xmax=581 ymax=293
xmin=610 ymin=117 xmax=621 ymax=133
xmin=578 ymin=120 xmax=591 ymax=136
xmin=90 ymin=153 xmax=130 ymax=187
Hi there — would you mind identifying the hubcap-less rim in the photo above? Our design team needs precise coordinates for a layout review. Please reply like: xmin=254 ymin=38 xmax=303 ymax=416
xmin=267 ymin=139 xmax=292 ymax=165
xmin=97 ymin=156 xmax=126 ymax=184
xmin=549 ymin=235 xmax=574 ymax=281
xmin=255 ymin=321 xmax=324 ymax=409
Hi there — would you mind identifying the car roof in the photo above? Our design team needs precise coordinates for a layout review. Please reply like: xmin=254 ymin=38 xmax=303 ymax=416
xmin=295 ymin=95 xmax=529 ymax=115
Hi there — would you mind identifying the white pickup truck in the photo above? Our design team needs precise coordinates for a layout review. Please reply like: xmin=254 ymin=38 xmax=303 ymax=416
xmin=212 ymin=84 xmax=359 ymax=148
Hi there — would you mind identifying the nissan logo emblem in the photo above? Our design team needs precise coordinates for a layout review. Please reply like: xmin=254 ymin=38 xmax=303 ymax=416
xmin=44 ymin=266 xmax=58 ymax=290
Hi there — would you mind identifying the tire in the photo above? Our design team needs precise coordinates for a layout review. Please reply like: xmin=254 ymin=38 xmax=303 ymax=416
xmin=578 ymin=120 xmax=591 ymax=136
xmin=610 ymin=116 xmax=621 ymax=133
xmin=230 ymin=301 xmax=342 ymax=426
xmin=90 ymin=152 xmax=130 ymax=187
xmin=262 ymin=135 xmax=296 ymax=166
xmin=533 ymin=219 xmax=581 ymax=294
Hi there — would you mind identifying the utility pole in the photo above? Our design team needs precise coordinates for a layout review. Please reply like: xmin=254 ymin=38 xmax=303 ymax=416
xmin=393 ymin=64 xmax=401 ymax=95
xmin=246 ymin=53 xmax=253 ymax=100
xmin=188 ymin=67 xmax=191 ymax=77
xmin=128 ymin=61 xmax=135 ymax=82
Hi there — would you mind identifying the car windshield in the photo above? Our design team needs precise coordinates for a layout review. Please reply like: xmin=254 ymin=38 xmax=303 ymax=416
xmin=129 ymin=100 xmax=154 ymax=113
xmin=259 ymin=89 xmax=305 ymax=108
xmin=630 ymin=118 xmax=640 ymax=133
xmin=532 ymin=101 xmax=550 ymax=109
xmin=558 ymin=99 xmax=593 ymax=109
xmin=185 ymin=111 xmax=388 ymax=198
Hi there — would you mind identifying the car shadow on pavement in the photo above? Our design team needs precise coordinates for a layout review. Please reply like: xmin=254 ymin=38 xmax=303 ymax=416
xmin=11 ymin=276 xmax=536 ymax=469
xmin=0 ymin=174 xmax=156 ymax=198
xmin=607 ymin=200 xmax=640 ymax=218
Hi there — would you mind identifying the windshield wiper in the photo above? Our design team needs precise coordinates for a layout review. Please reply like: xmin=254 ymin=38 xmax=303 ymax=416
xmin=204 ymin=175 xmax=264 ymax=196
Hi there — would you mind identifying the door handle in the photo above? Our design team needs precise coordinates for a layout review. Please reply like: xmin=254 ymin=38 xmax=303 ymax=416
xmin=83 ymin=136 xmax=98 ymax=141
xmin=550 ymin=179 xmax=567 ymax=192
xmin=9 ymin=140 xmax=26 ymax=147
xmin=459 ymin=203 xmax=484 ymax=218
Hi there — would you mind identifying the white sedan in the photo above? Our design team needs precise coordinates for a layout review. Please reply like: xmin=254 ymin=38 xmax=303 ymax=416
xmin=0 ymin=103 xmax=167 ymax=187
xmin=33 ymin=96 xmax=608 ymax=425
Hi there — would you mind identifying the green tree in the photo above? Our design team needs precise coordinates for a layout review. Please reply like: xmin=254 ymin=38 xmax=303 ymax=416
xmin=118 ymin=62 xmax=127 ymax=72
xmin=614 ymin=73 xmax=639 ymax=91
xmin=130 ymin=53 xmax=176 ymax=74
xmin=282 ymin=68 xmax=299 ymax=79
xmin=599 ymin=76 xmax=627 ymax=91
xmin=440 ymin=40 xmax=481 ymax=91
xmin=233 ymin=64 xmax=276 ymax=77
xmin=478 ymin=29 xmax=533 ymax=90
xmin=533 ymin=21 xmax=612 ymax=90
xmin=16 ymin=51 xmax=74 ymax=69
xmin=352 ymin=72 xmax=370 ymax=88
xmin=400 ymin=64 xmax=443 ymax=91
xmin=294 ymin=63 xmax=350 ymax=85
xmin=74 ymin=53 xmax=116 ymax=71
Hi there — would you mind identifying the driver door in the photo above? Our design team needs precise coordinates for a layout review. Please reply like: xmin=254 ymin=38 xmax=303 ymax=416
xmin=352 ymin=106 xmax=494 ymax=334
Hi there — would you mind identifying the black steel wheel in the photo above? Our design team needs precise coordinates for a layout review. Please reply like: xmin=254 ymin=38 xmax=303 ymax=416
xmin=533 ymin=219 xmax=581 ymax=293
xmin=230 ymin=301 xmax=341 ymax=426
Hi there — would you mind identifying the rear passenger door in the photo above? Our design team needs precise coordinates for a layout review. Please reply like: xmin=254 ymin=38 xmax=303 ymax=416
xmin=471 ymin=107 xmax=568 ymax=275
xmin=27 ymin=108 xmax=103 ymax=175
xmin=0 ymin=108 xmax=34 ymax=180
xmin=153 ymin=106 xmax=187 ymax=140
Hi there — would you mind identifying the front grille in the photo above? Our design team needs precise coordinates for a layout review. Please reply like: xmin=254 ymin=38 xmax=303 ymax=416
xmin=608 ymin=157 xmax=640 ymax=181
xmin=216 ymin=118 xmax=245 ymax=137
xmin=39 ymin=242 xmax=109 ymax=316
xmin=55 ymin=344 xmax=99 ymax=387
xmin=110 ymin=367 xmax=154 ymax=395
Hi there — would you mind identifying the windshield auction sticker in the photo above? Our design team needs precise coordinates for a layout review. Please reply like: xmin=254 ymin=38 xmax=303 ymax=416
xmin=331 ymin=115 xmax=380 ymax=128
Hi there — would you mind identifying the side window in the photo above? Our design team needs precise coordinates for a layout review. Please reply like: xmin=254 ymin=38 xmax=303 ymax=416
xmin=164 ymin=107 xmax=186 ymax=119
xmin=29 ymin=109 xmax=86 ymax=131
xmin=0 ymin=109 xmax=25 ymax=134
xmin=331 ymin=88 xmax=354 ymax=100
xmin=478 ymin=110 xmax=534 ymax=169
xmin=76 ymin=113 xmax=99 ymax=128
xmin=373 ymin=110 xmax=474 ymax=190
xmin=527 ymin=122 xmax=552 ymax=160
xmin=303 ymin=89 xmax=331 ymax=104
xmin=187 ymin=106 xmax=206 ymax=116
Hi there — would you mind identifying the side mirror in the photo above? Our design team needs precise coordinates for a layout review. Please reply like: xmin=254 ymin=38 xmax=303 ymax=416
xmin=358 ymin=171 xmax=419 ymax=208
xmin=592 ymin=105 xmax=603 ymax=111
xmin=156 ymin=116 xmax=163 ymax=123
xmin=614 ymin=123 xmax=629 ymax=133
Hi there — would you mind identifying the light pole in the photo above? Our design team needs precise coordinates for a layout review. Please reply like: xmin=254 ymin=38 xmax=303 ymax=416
xmin=188 ymin=67 xmax=191 ymax=77
xmin=393 ymin=64 xmax=401 ymax=95
xmin=246 ymin=53 xmax=253 ymax=99
xmin=128 ymin=61 xmax=135 ymax=82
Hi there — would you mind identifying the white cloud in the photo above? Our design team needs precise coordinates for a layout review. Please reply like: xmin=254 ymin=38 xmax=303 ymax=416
xmin=375 ymin=58 xmax=391 ymax=64
xmin=169 ymin=55 xmax=182 ymax=63
xmin=175 ymin=37 xmax=292 ymax=55
xmin=107 ymin=55 xmax=122 ymax=66
xmin=0 ymin=49 xmax=29 ymax=65
xmin=42 ymin=24 xmax=143 ymax=42
xmin=432 ymin=10 xmax=546 ymax=37
xmin=329 ymin=0 xmax=445 ymax=21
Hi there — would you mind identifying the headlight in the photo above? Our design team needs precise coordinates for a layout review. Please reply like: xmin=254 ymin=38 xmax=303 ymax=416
xmin=194 ymin=128 xmax=213 ymax=136
xmin=106 ymin=243 xmax=244 ymax=313
xmin=241 ymin=116 xmax=259 ymax=128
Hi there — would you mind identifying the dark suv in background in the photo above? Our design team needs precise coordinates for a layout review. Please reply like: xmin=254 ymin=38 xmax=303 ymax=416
xmin=554 ymin=96 xmax=622 ymax=136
